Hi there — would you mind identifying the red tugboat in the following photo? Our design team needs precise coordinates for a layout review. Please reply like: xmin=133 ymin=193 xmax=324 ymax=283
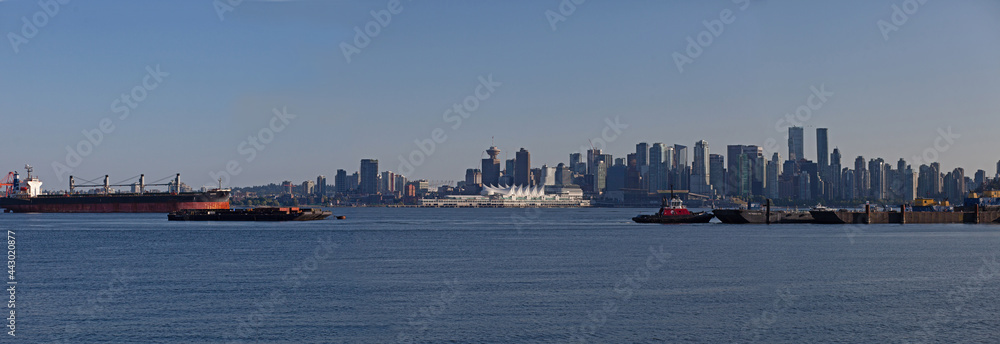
xmin=632 ymin=189 xmax=714 ymax=224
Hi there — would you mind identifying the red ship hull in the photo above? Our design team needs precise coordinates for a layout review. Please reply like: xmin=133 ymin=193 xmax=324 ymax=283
xmin=0 ymin=190 xmax=230 ymax=213
xmin=1 ymin=201 xmax=229 ymax=213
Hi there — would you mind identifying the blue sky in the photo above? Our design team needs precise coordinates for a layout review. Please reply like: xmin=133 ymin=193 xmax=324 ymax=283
xmin=1 ymin=0 xmax=998 ymax=188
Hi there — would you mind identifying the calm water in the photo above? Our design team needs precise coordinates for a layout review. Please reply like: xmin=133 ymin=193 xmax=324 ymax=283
xmin=4 ymin=208 xmax=1000 ymax=343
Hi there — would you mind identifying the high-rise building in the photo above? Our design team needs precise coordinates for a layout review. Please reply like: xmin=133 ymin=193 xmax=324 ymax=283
xmin=316 ymin=175 xmax=327 ymax=196
xmin=625 ymin=153 xmax=642 ymax=189
xmin=587 ymin=149 xmax=601 ymax=175
xmin=505 ymin=159 xmax=516 ymax=180
xmin=830 ymin=148 xmax=842 ymax=199
xmin=869 ymin=158 xmax=886 ymax=200
xmin=301 ymin=180 xmax=315 ymax=195
xmin=788 ymin=126 xmax=805 ymax=161
xmin=996 ymin=160 xmax=1000 ymax=179
xmin=975 ymin=169 xmax=987 ymax=190
xmin=594 ymin=160 xmax=608 ymax=193
xmin=737 ymin=153 xmax=751 ymax=197
xmin=930 ymin=162 xmax=942 ymax=196
xmin=556 ymin=163 xmax=572 ymax=185
xmin=349 ymin=172 xmax=360 ymax=191
xmin=515 ymin=148 xmax=531 ymax=186
xmin=380 ymin=171 xmax=396 ymax=193
xmin=726 ymin=145 xmax=763 ymax=196
xmin=709 ymin=154 xmax=726 ymax=196
xmin=570 ymin=153 xmax=583 ymax=174
xmin=636 ymin=143 xmax=649 ymax=190
xmin=540 ymin=165 xmax=556 ymax=186
xmin=648 ymin=143 xmax=664 ymax=193
xmin=335 ymin=169 xmax=348 ymax=194
xmin=636 ymin=143 xmax=649 ymax=168
xmin=691 ymin=140 xmax=710 ymax=194
xmin=395 ymin=175 xmax=408 ymax=194
xmin=674 ymin=144 xmax=689 ymax=191
xmin=767 ymin=153 xmax=781 ymax=199
xmin=841 ymin=168 xmax=855 ymax=200
xmin=482 ymin=146 xmax=501 ymax=186
xmin=360 ymin=159 xmax=379 ymax=195
xmin=854 ymin=156 xmax=867 ymax=198
xmin=816 ymin=128 xmax=829 ymax=172
xmin=606 ymin=159 xmax=626 ymax=192
xmin=465 ymin=168 xmax=482 ymax=187
xmin=949 ymin=168 xmax=966 ymax=201
xmin=901 ymin=165 xmax=917 ymax=201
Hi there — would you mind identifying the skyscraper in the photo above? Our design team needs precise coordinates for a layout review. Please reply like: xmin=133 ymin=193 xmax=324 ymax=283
xmin=674 ymin=144 xmax=689 ymax=191
xmin=335 ymin=169 xmax=348 ymax=194
xmin=868 ymin=158 xmax=886 ymax=200
xmin=930 ymin=162 xmax=942 ymax=196
xmin=482 ymin=146 xmax=501 ymax=186
xmin=316 ymin=175 xmax=327 ymax=196
xmin=648 ymin=143 xmax=664 ymax=193
xmin=380 ymin=171 xmax=396 ymax=193
xmin=636 ymin=142 xmax=649 ymax=190
xmin=465 ymin=168 xmax=482 ymax=187
xmin=540 ymin=165 xmax=556 ymax=186
xmin=816 ymin=128 xmax=829 ymax=172
xmin=726 ymin=145 xmax=762 ymax=196
xmin=767 ymin=152 xmax=781 ymax=199
xmin=975 ymin=169 xmax=987 ymax=190
xmin=360 ymin=159 xmax=379 ymax=195
xmin=626 ymin=153 xmax=642 ymax=189
xmin=949 ymin=168 xmax=966 ymax=201
xmin=515 ymin=148 xmax=531 ymax=186
xmin=691 ymin=140 xmax=710 ymax=194
xmin=556 ymin=163 xmax=573 ymax=185
xmin=709 ymin=154 xmax=726 ymax=195
xmin=788 ymin=126 xmax=804 ymax=161
xmin=854 ymin=156 xmax=867 ymax=198
xmin=569 ymin=153 xmax=583 ymax=175
xmin=830 ymin=148 xmax=842 ymax=199
xmin=635 ymin=143 xmax=649 ymax=168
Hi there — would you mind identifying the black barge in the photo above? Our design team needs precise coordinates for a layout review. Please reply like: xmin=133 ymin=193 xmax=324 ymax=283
xmin=168 ymin=207 xmax=332 ymax=221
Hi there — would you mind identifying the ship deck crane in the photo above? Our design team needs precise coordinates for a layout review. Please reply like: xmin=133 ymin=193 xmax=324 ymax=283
xmin=70 ymin=173 xmax=182 ymax=194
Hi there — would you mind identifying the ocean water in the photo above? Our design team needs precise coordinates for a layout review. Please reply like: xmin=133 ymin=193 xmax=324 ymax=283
xmin=4 ymin=208 xmax=1000 ymax=343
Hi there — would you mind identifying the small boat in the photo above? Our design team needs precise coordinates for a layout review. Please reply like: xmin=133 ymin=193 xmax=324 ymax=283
xmin=632 ymin=189 xmax=714 ymax=224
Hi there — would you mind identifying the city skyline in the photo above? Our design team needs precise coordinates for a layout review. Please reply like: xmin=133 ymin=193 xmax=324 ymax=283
xmin=1 ymin=1 xmax=998 ymax=186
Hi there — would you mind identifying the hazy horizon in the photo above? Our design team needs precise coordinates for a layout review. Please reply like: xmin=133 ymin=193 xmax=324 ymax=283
xmin=2 ymin=0 xmax=998 ymax=189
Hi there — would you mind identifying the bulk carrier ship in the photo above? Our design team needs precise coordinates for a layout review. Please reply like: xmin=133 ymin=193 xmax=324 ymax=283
xmin=0 ymin=165 xmax=229 ymax=213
